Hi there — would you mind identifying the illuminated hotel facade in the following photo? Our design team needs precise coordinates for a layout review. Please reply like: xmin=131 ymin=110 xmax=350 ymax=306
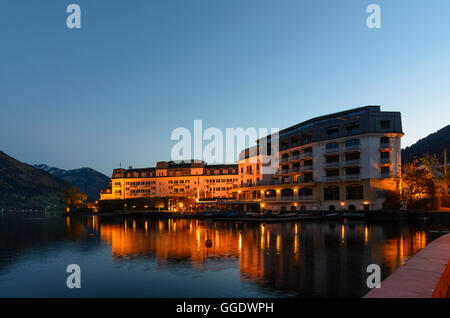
xmin=100 ymin=106 xmax=403 ymax=211
xmin=100 ymin=161 xmax=239 ymax=201
xmin=234 ymin=106 xmax=403 ymax=211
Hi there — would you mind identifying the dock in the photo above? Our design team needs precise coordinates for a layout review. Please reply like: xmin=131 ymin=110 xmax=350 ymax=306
xmin=364 ymin=234 xmax=450 ymax=298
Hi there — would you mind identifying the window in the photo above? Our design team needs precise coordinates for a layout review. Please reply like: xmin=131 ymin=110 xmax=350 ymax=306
xmin=345 ymin=139 xmax=360 ymax=147
xmin=346 ymin=184 xmax=363 ymax=200
xmin=324 ymin=186 xmax=340 ymax=200
xmin=303 ymin=173 xmax=313 ymax=182
xmin=381 ymin=120 xmax=391 ymax=129
xmin=380 ymin=151 xmax=390 ymax=159
xmin=346 ymin=123 xmax=360 ymax=134
xmin=345 ymin=152 xmax=360 ymax=161
xmin=326 ymin=155 xmax=339 ymax=163
xmin=302 ymin=133 xmax=312 ymax=144
xmin=327 ymin=127 xmax=339 ymax=138
xmin=326 ymin=169 xmax=339 ymax=176
xmin=381 ymin=166 xmax=390 ymax=174
xmin=326 ymin=142 xmax=339 ymax=150
xmin=380 ymin=136 xmax=390 ymax=144
xmin=345 ymin=167 xmax=360 ymax=175
xmin=304 ymin=147 xmax=313 ymax=154
xmin=299 ymin=188 xmax=313 ymax=196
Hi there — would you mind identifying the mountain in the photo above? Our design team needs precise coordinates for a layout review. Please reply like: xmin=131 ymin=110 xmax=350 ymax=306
xmin=402 ymin=125 xmax=450 ymax=163
xmin=33 ymin=164 xmax=110 ymax=201
xmin=0 ymin=151 xmax=69 ymax=210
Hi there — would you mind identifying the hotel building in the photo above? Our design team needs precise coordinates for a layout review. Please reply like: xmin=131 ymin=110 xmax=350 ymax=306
xmin=100 ymin=160 xmax=239 ymax=201
xmin=233 ymin=106 xmax=403 ymax=211
xmin=100 ymin=106 xmax=403 ymax=211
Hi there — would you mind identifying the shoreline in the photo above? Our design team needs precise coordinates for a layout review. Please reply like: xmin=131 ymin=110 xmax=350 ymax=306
xmin=60 ymin=210 xmax=450 ymax=224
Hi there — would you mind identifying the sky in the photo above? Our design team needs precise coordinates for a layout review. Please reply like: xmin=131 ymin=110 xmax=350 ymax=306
xmin=1 ymin=0 xmax=450 ymax=176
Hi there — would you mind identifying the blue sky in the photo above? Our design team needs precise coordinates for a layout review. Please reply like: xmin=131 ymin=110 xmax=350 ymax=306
xmin=1 ymin=0 xmax=449 ymax=175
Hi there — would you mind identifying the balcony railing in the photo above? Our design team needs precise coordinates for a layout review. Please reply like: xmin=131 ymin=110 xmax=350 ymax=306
xmin=325 ymin=147 xmax=339 ymax=154
xmin=325 ymin=175 xmax=340 ymax=182
xmin=344 ymin=144 xmax=360 ymax=151
xmin=380 ymin=142 xmax=392 ymax=150
xmin=343 ymin=159 xmax=360 ymax=166
xmin=344 ymin=174 xmax=360 ymax=180
xmin=298 ymin=195 xmax=314 ymax=201
xmin=300 ymin=165 xmax=313 ymax=171
xmin=300 ymin=152 xmax=313 ymax=159
xmin=380 ymin=157 xmax=391 ymax=164
xmin=325 ymin=161 xmax=340 ymax=168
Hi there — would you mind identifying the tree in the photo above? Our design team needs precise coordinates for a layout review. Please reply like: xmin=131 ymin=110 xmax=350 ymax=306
xmin=63 ymin=187 xmax=87 ymax=212
xmin=401 ymin=155 xmax=441 ymax=210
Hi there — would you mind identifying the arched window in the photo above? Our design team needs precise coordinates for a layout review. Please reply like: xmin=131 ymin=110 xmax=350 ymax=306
xmin=348 ymin=204 xmax=356 ymax=211
xmin=299 ymin=188 xmax=313 ymax=198
xmin=346 ymin=184 xmax=363 ymax=200
xmin=290 ymin=206 xmax=297 ymax=212
xmin=300 ymin=205 xmax=306 ymax=211
xmin=324 ymin=186 xmax=340 ymax=200
xmin=281 ymin=188 xmax=294 ymax=198
xmin=329 ymin=205 xmax=336 ymax=211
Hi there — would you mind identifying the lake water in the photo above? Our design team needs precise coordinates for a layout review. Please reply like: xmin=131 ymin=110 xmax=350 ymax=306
xmin=0 ymin=211 xmax=448 ymax=298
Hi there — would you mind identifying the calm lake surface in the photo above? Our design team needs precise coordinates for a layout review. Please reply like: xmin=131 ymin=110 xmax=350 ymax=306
xmin=0 ymin=211 xmax=449 ymax=298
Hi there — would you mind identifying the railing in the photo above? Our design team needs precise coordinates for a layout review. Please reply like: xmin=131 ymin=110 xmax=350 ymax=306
xmin=325 ymin=175 xmax=340 ymax=182
xmin=380 ymin=157 xmax=391 ymax=163
xmin=325 ymin=147 xmax=339 ymax=154
xmin=300 ymin=165 xmax=313 ymax=171
xmin=298 ymin=195 xmax=314 ymax=201
xmin=325 ymin=161 xmax=340 ymax=168
xmin=343 ymin=159 xmax=360 ymax=166
xmin=300 ymin=152 xmax=313 ymax=159
xmin=344 ymin=174 xmax=360 ymax=180
xmin=344 ymin=144 xmax=360 ymax=151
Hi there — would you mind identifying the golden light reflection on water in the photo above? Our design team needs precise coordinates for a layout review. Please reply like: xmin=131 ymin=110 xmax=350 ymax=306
xmin=64 ymin=217 xmax=435 ymax=296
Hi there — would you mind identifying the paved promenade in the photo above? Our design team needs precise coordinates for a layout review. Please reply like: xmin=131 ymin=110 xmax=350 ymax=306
xmin=365 ymin=234 xmax=450 ymax=298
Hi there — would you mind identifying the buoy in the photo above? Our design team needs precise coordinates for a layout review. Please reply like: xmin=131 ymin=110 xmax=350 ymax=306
xmin=205 ymin=239 xmax=213 ymax=248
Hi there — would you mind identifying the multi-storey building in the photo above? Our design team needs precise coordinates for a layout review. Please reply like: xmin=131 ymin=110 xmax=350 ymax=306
xmin=232 ymin=106 xmax=403 ymax=211
xmin=101 ymin=106 xmax=403 ymax=212
xmin=100 ymin=160 xmax=239 ymax=201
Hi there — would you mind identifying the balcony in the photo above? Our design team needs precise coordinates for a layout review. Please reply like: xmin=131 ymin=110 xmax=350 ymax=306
xmin=344 ymin=144 xmax=360 ymax=152
xmin=344 ymin=174 xmax=360 ymax=180
xmin=380 ymin=157 xmax=391 ymax=164
xmin=300 ymin=164 xmax=313 ymax=172
xmin=298 ymin=195 xmax=314 ymax=201
xmin=298 ymin=177 xmax=314 ymax=184
xmin=343 ymin=159 xmax=360 ymax=166
xmin=380 ymin=142 xmax=392 ymax=150
xmin=325 ymin=161 xmax=340 ymax=168
xmin=300 ymin=151 xmax=313 ymax=159
xmin=325 ymin=147 xmax=339 ymax=154
xmin=325 ymin=175 xmax=340 ymax=182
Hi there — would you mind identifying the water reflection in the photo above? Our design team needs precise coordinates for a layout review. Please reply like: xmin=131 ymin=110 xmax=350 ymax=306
xmin=0 ymin=212 xmax=445 ymax=297
xmin=64 ymin=216 xmax=433 ymax=297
